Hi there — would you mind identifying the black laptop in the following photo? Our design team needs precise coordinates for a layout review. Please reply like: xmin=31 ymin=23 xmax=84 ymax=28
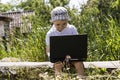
xmin=50 ymin=34 xmax=87 ymax=63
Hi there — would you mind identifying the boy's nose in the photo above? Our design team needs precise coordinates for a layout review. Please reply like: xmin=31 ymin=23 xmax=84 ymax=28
xmin=60 ymin=25 xmax=64 ymax=28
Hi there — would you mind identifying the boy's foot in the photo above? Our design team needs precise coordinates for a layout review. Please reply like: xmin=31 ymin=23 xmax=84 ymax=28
xmin=77 ymin=75 xmax=86 ymax=80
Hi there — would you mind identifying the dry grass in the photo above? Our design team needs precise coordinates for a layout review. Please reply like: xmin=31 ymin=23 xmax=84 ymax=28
xmin=0 ymin=66 xmax=120 ymax=80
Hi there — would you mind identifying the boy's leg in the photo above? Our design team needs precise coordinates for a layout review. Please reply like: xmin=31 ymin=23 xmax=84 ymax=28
xmin=73 ymin=61 xmax=85 ymax=78
xmin=54 ymin=61 xmax=63 ymax=75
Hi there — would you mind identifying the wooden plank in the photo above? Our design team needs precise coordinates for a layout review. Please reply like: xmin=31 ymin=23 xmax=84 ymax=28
xmin=0 ymin=62 xmax=53 ymax=68
xmin=84 ymin=61 xmax=120 ymax=68
xmin=0 ymin=61 xmax=119 ymax=68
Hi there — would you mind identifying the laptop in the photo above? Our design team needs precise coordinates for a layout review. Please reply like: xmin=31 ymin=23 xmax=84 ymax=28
xmin=50 ymin=34 xmax=87 ymax=63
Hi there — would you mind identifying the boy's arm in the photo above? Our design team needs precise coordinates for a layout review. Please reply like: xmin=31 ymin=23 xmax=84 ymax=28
xmin=46 ymin=46 xmax=50 ymax=57
xmin=71 ymin=25 xmax=79 ymax=35
xmin=46 ymin=32 xmax=50 ymax=57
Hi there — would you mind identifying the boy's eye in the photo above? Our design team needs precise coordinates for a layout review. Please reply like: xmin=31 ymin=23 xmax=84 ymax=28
xmin=56 ymin=24 xmax=60 ymax=26
xmin=63 ymin=23 xmax=67 ymax=25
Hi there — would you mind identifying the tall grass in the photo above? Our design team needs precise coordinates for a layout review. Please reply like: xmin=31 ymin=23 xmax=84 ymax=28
xmin=0 ymin=0 xmax=119 ymax=62
xmin=0 ymin=10 xmax=120 ymax=62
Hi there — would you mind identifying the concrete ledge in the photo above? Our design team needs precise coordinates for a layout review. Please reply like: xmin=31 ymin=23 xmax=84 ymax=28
xmin=0 ymin=61 xmax=119 ymax=68
xmin=84 ymin=61 xmax=120 ymax=68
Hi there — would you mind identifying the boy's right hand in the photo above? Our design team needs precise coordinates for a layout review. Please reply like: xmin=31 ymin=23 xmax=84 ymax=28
xmin=66 ymin=55 xmax=71 ymax=59
xmin=47 ymin=52 xmax=50 ymax=57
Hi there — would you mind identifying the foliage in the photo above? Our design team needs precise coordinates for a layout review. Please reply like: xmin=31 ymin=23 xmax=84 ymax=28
xmin=79 ymin=0 xmax=120 ymax=61
xmin=0 ymin=3 xmax=12 ymax=12
xmin=0 ymin=0 xmax=120 ymax=61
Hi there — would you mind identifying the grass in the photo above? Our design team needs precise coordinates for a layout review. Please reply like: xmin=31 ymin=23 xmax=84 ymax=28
xmin=0 ymin=66 xmax=120 ymax=80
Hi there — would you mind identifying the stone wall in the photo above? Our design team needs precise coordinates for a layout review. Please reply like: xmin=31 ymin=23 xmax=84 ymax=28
xmin=0 ymin=21 xmax=5 ymax=37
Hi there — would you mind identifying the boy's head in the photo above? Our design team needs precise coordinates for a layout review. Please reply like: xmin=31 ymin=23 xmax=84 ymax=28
xmin=50 ymin=7 xmax=71 ymax=31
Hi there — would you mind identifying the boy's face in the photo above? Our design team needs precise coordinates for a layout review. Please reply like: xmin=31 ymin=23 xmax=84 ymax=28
xmin=53 ymin=20 xmax=68 ymax=32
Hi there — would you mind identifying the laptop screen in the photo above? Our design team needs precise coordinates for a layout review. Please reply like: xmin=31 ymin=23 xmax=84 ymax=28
xmin=50 ymin=34 xmax=87 ymax=63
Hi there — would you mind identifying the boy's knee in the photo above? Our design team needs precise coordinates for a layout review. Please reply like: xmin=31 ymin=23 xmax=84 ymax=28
xmin=73 ymin=62 xmax=84 ymax=68
xmin=54 ymin=61 xmax=63 ymax=67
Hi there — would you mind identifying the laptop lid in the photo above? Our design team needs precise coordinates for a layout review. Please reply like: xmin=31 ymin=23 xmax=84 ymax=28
xmin=50 ymin=34 xmax=87 ymax=63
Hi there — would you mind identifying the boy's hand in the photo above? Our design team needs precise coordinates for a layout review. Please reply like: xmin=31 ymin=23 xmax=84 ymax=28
xmin=66 ymin=55 xmax=71 ymax=59
xmin=47 ymin=52 xmax=50 ymax=57
xmin=65 ymin=55 xmax=71 ymax=62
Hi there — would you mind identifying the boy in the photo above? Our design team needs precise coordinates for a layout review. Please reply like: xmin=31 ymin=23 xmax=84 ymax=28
xmin=46 ymin=7 xmax=85 ymax=79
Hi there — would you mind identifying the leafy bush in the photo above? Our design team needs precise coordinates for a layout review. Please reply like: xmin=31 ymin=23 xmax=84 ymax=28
xmin=0 ymin=0 xmax=119 ymax=61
